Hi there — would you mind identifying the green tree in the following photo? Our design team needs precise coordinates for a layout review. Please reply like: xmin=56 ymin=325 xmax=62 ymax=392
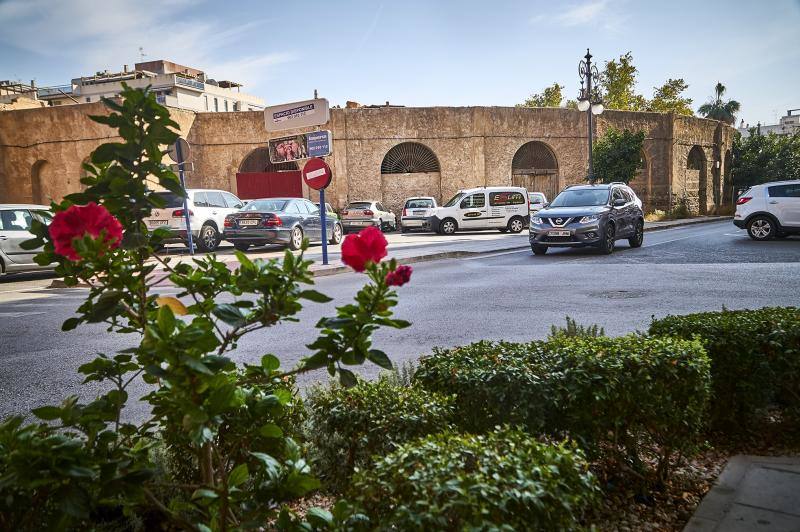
xmin=518 ymin=83 xmax=564 ymax=107
xmin=592 ymin=127 xmax=646 ymax=184
xmin=698 ymin=82 xmax=740 ymax=124
xmin=732 ymin=130 xmax=800 ymax=188
xmin=647 ymin=78 xmax=693 ymax=115
xmin=599 ymin=52 xmax=647 ymax=111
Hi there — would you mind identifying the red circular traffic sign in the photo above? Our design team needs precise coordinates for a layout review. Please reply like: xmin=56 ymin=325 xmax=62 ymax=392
xmin=302 ymin=157 xmax=333 ymax=190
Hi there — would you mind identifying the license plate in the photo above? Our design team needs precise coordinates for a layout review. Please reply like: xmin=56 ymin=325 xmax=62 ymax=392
xmin=239 ymin=219 xmax=259 ymax=226
xmin=148 ymin=220 xmax=168 ymax=226
xmin=413 ymin=210 xmax=426 ymax=215
xmin=548 ymin=230 xmax=571 ymax=237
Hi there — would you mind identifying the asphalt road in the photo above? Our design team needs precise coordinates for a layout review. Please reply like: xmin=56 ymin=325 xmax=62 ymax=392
xmin=1 ymin=220 xmax=798 ymax=422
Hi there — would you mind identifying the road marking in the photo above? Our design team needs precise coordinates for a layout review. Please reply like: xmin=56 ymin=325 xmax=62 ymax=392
xmin=0 ymin=311 xmax=47 ymax=318
xmin=0 ymin=291 xmax=53 ymax=304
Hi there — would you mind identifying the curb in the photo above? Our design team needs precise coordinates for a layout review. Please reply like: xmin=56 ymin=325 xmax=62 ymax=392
xmin=644 ymin=216 xmax=731 ymax=232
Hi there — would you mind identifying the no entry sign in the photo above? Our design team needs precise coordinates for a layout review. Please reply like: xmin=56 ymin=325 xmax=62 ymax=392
xmin=302 ymin=158 xmax=332 ymax=190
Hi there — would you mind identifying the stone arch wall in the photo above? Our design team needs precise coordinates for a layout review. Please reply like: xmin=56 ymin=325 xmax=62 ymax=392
xmin=628 ymin=148 xmax=651 ymax=208
xmin=681 ymin=145 xmax=710 ymax=214
xmin=510 ymin=140 xmax=559 ymax=200
xmin=379 ymin=141 xmax=442 ymax=214
xmin=30 ymin=159 xmax=49 ymax=204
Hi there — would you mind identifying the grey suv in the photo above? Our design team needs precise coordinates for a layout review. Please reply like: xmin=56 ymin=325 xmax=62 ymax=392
xmin=529 ymin=183 xmax=644 ymax=255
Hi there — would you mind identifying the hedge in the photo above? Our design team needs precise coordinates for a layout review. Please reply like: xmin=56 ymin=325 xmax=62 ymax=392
xmin=348 ymin=428 xmax=598 ymax=531
xmin=415 ymin=335 xmax=711 ymax=479
xmin=305 ymin=375 xmax=455 ymax=492
xmin=650 ymin=307 xmax=800 ymax=429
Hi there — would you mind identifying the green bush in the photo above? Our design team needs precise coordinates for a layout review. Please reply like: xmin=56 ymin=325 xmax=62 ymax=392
xmin=650 ymin=307 xmax=800 ymax=429
xmin=348 ymin=428 xmax=598 ymax=531
xmin=412 ymin=340 xmax=552 ymax=432
xmin=549 ymin=316 xmax=605 ymax=339
xmin=415 ymin=335 xmax=711 ymax=480
xmin=306 ymin=375 xmax=455 ymax=492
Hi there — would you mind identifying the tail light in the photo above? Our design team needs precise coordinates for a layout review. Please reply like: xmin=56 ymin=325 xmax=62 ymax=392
xmin=172 ymin=209 xmax=193 ymax=217
xmin=224 ymin=217 xmax=234 ymax=228
xmin=363 ymin=209 xmax=374 ymax=216
xmin=263 ymin=215 xmax=283 ymax=227
xmin=341 ymin=210 xmax=349 ymax=216
xmin=402 ymin=208 xmax=408 ymax=217
xmin=736 ymin=197 xmax=752 ymax=205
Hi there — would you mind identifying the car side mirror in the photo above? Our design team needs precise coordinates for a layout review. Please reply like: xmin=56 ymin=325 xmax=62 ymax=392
xmin=613 ymin=198 xmax=626 ymax=207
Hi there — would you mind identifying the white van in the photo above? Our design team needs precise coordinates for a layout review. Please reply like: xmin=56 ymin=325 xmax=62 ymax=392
xmin=430 ymin=186 xmax=529 ymax=235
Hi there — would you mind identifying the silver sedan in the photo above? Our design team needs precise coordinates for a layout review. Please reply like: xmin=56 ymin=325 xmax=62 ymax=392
xmin=0 ymin=204 xmax=53 ymax=276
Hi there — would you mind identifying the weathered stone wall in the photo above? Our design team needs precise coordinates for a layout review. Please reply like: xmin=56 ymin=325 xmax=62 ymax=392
xmin=0 ymin=102 xmax=732 ymax=216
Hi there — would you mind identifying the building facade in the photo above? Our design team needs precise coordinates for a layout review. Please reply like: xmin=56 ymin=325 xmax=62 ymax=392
xmin=737 ymin=109 xmax=800 ymax=138
xmin=0 ymin=100 xmax=734 ymax=216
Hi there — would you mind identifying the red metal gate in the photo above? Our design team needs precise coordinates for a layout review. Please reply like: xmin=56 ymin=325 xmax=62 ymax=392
xmin=235 ymin=171 xmax=302 ymax=200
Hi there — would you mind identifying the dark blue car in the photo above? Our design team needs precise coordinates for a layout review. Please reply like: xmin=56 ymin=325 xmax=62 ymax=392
xmin=223 ymin=198 xmax=344 ymax=252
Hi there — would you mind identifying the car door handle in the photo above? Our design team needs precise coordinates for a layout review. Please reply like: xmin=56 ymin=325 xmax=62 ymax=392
xmin=212 ymin=211 xmax=218 ymax=214
xmin=769 ymin=201 xmax=778 ymax=204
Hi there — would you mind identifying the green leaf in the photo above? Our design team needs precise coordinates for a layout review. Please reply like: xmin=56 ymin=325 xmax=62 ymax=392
xmin=339 ymin=368 xmax=357 ymax=388
xmin=121 ymin=231 xmax=148 ymax=249
xmin=261 ymin=354 xmax=280 ymax=371
xmin=32 ymin=405 xmax=62 ymax=420
xmin=367 ymin=349 xmax=393 ymax=370
xmin=259 ymin=423 xmax=284 ymax=438
xmin=228 ymin=463 xmax=249 ymax=488
xmin=157 ymin=305 xmax=176 ymax=334
xmin=305 ymin=507 xmax=334 ymax=527
xmin=191 ymin=488 xmax=219 ymax=500
xmin=19 ymin=237 xmax=44 ymax=250
xmin=298 ymin=290 xmax=333 ymax=303
xmin=62 ymin=317 xmax=81 ymax=331
xmin=212 ymin=303 xmax=246 ymax=327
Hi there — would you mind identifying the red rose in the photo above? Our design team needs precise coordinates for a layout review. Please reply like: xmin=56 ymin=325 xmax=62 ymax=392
xmin=340 ymin=226 xmax=388 ymax=272
xmin=49 ymin=202 xmax=123 ymax=261
xmin=385 ymin=264 xmax=412 ymax=287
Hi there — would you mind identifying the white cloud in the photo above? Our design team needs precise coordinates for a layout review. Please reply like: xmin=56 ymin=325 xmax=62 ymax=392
xmin=556 ymin=0 xmax=609 ymax=27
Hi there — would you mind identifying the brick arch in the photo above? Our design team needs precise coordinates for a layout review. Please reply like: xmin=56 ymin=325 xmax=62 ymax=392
xmin=511 ymin=141 xmax=560 ymax=200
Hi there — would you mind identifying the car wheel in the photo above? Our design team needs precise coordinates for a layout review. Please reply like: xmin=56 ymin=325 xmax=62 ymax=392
xmin=600 ymin=223 xmax=615 ymax=254
xmin=378 ymin=219 xmax=386 ymax=232
xmin=196 ymin=224 xmax=220 ymax=252
xmin=628 ymin=219 xmax=644 ymax=248
xmin=289 ymin=226 xmax=304 ymax=250
xmin=401 ymin=225 xmax=409 ymax=234
xmin=439 ymin=218 xmax=457 ymax=235
xmin=747 ymin=216 xmax=775 ymax=241
xmin=531 ymin=244 xmax=548 ymax=255
xmin=330 ymin=223 xmax=343 ymax=245
xmin=233 ymin=242 xmax=251 ymax=252
xmin=508 ymin=216 xmax=525 ymax=233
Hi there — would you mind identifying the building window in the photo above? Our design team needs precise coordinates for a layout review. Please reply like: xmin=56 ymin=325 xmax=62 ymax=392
xmin=85 ymin=97 xmax=91 ymax=103
xmin=224 ymin=100 xmax=229 ymax=112
xmin=214 ymin=98 xmax=218 ymax=112
xmin=204 ymin=95 xmax=208 ymax=111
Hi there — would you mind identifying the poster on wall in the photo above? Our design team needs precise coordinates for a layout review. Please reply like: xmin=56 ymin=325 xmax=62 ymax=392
xmin=268 ymin=130 xmax=332 ymax=164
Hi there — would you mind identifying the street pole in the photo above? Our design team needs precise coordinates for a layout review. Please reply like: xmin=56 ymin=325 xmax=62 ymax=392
xmin=175 ymin=140 xmax=195 ymax=255
xmin=586 ymin=51 xmax=594 ymax=183
xmin=578 ymin=48 xmax=603 ymax=185
xmin=319 ymin=187 xmax=328 ymax=265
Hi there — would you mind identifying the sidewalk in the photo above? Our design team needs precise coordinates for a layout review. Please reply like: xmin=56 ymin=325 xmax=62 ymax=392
xmin=684 ymin=455 xmax=800 ymax=532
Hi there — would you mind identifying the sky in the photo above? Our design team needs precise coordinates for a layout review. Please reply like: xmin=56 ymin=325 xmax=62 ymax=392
xmin=0 ymin=0 xmax=798 ymax=126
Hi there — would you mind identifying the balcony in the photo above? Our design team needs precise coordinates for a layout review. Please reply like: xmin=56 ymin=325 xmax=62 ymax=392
xmin=175 ymin=76 xmax=204 ymax=91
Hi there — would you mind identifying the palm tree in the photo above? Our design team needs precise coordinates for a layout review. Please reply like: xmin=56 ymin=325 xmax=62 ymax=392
xmin=698 ymin=82 xmax=740 ymax=125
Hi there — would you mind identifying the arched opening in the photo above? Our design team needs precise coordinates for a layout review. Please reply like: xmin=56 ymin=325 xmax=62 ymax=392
xmin=511 ymin=141 xmax=559 ymax=201
xmin=628 ymin=149 xmax=650 ymax=209
xmin=723 ymin=149 xmax=733 ymax=205
xmin=30 ymin=160 xmax=48 ymax=204
xmin=687 ymin=145 xmax=708 ymax=214
xmin=380 ymin=142 xmax=442 ymax=214
xmin=236 ymin=147 xmax=301 ymax=200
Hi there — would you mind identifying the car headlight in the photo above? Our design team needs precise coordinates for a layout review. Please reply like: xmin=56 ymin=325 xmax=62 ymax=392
xmin=579 ymin=215 xmax=599 ymax=224
xmin=531 ymin=216 xmax=544 ymax=225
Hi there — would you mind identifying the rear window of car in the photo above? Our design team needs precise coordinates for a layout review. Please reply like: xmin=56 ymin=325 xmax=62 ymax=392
xmin=346 ymin=202 xmax=372 ymax=210
xmin=242 ymin=200 xmax=288 ymax=212
xmin=153 ymin=192 xmax=186 ymax=208
xmin=405 ymin=199 xmax=434 ymax=209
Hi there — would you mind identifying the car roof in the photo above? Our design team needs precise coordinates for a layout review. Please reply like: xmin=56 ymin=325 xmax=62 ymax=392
xmin=348 ymin=200 xmax=376 ymax=203
xmin=0 ymin=204 xmax=50 ymax=209
xmin=752 ymin=180 xmax=800 ymax=187
xmin=249 ymin=197 xmax=300 ymax=201
xmin=405 ymin=196 xmax=435 ymax=200
xmin=458 ymin=186 xmax=526 ymax=193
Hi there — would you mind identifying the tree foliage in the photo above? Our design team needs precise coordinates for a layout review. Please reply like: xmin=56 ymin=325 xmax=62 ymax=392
xmin=592 ymin=127 xmax=646 ymax=184
xmin=647 ymin=78 xmax=693 ymax=115
xmin=518 ymin=83 xmax=564 ymax=108
xmin=599 ymin=52 xmax=647 ymax=112
xmin=698 ymin=82 xmax=740 ymax=125
xmin=732 ymin=130 xmax=800 ymax=188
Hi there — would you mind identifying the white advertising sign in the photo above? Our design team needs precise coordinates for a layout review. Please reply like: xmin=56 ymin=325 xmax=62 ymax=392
xmin=264 ymin=98 xmax=330 ymax=132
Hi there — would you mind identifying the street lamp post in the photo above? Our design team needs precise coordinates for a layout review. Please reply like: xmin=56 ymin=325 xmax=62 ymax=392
xmin=577 ymin=49 xmax=604 ymax=183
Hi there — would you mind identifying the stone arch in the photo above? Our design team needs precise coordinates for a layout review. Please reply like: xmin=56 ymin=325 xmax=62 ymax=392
xmin=723 ymin=149 xmax=733 ymax=205
xmin=31 ymin=160 xmax=48 ymax=204
xmin=628 ymin=149 xmax=651 ymax=209
xmin=687 ymin=145 xmax=708 ymax=214
xmin=380 ymin=142 xmax=442 ymax=214
xmin=235 ymin=147 xmax=301 ymax=200
xmin=511 ymin=141 xmax=559 ymax=201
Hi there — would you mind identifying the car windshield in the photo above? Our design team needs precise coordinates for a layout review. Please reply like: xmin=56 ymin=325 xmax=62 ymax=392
xmin=154 ymin=191 xmax=187 ymax=209
xmin=443 ymin=193 xmax=464 ymax=207
xmin=346 ymin=202 xmax=372 ymax=210
xmin=242 ymin=200 xmax=288 ymax=212
xmin=549 ymin=189 xmax=609 ymax=207
xmin=405 ymin=199 xmax=434 ymax=209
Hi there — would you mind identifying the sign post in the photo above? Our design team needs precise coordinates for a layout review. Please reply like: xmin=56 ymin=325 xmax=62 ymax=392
xmin=302 ymin=158 xmax=334 ymax=265
xmin=168 ymin=137 xmax=194 ymax=255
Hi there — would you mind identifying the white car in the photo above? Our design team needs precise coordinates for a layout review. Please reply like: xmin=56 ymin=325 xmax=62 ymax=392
xmin=734 ymin=180 xmax=800 ymax=240
xmin=0 ymin=204 xmax=54 ymax=276
xmin=528 ymin=192 xmax=548 ymax=214
xmin=341 ymin=201 xmax=397 ymax=233
xmin=401 ymin=197 xmax=438 ymax=233
xmin=430 ymin=186 xmax=529 ymax=235
xmin=145 ymin=189 xmax=245 ymax=252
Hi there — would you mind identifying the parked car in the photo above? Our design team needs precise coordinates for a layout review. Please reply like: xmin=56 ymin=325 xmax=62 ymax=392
xmin=341 ymin=201 xmax=396 ymax=233
xmin=223 ymin=197 xmax=343 ymax=251
xmin=400 ymin=197 xmax=438 ymax=233
xmin=315 ymin=202 xmax=339 ymax=220
xmin=528 ymin=192 xmax=548 ymax=214
xmin=430 ymin=186 xmax=529 ymax=235
xmin=144 ymin=189 xmax=245 ymax=252
xmin=734 ymin=180 xmax=800 ymax=240
xmin=529 ymin=183 xmax=644 ymax=255
xmin=0 ymin=204 xmax=54 ymax=276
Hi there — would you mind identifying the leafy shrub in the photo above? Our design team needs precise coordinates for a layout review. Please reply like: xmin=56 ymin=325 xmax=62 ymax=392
xmin=549 ymin=316 xmax=605 ymax=339
xmin=413 ymin=340 xmax=552 ymax=433
xmin=415 ymin=335 xmax=711 ymax=480
xmin=650 ymin=307 xmax=800 ymax=429
xmin=306 ymin=375 xmax=455 ymax=492
xmin=348 ymin=428 xmax=598 ymax=531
